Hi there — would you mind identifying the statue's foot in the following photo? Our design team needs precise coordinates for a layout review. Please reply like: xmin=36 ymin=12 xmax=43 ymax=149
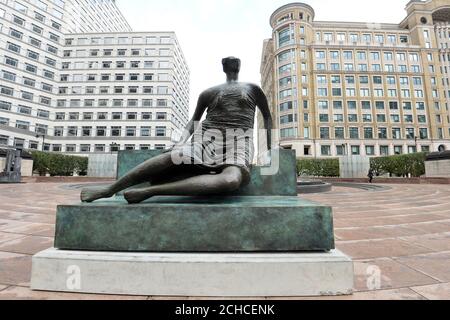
xmin=124 ymin=189 xmax=154 ymax=204
xmin=81 ymin=186 xmax=113 ymax=203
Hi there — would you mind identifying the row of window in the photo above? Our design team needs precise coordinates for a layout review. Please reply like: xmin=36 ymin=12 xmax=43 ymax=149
xmin=315 ymin=51 xmax=421 ymax=62
xmin=276 ymin=11 xmax=311 ymax=25
xmin=4 ymin=55 xmax=57 ymax=79
xmin=59 ymin=72 xmax=170 ymax=82
xmin=280 ymin=100 xmax=436 ymax=115
xmin=314 ymin=88 xmax=432 ymax=99
xmin=6 ymin=42 xmax=58 ymax=66
xmin=319 ymin=145 xmax=426 ymax=157
xmin=0 ymin=101 xmax=169 ymax=120
xmin=62 ymin=48 xmax=172 ymax=58
xmin=1 ymin=72 xmax=172 ymax=99
xmin=279 ymin=73 xmax=444 ymax=89
xmin=0 ymin=118 xmax=169 ymax=137
xmin=270 ymin=127 xmax=436 ymax=142
xmin=317 ymin=127 xmax=431 ymax=140
xmin=54 ymin=126 xmax=165 ymax=138
xmin=279 ymin=86 xmax=440 ymax=100
xmin=57 ymin=98 xmax=170 ymax=108
xmin=0 ymin=85 xmax=52 ymax=105
xmin=2 ymin=1 xmax=63 ymax=28
xmin=59 ymin=85 xmax=171 ymax=95
xmin=65 ymin=35 xmax=174 ymax=46
xmin=314 ymin=114 xmax=428 ymax=124
xmin=0 ymin=85 xmax=173 ymax=106
xmin=277 ymin=27 xmax=415 ymax=48
xmin=315 ymin=32 xmax=410 ymax=45
xmin=5 ymin=40 xmax=173 ymax=71
xmin=435 ymin=28 xmax=450 ymax=40
xmin=13 ymin=0 xmax=65 ymax=16
xmin=52 ymin=112 xmax=167 ymax=121
xmin=314 ymin=63 xmax=422 ymax=73
xmin=278 ymin=62 xmax=427 ymax=75
xmin=2 ymin=137 xmax=168 ymax=153
xmin=8 ymin=12 xmax=62 ymax=42
xmin=0 ymin=98 xmax=171 ymax=112
xmin=2 ymin=68 xmax=55 ymax=93
xmin=62 ymin=60 xmax=170 ymax=69
xmin=7 ymin=27 xmax=60 ymax=54
xmin=314 ymin=75 xmax=425 ymax=86
xmin=64 ymin=0 xmax=130 ymax=33
xmin=5 ymin=58 xmax=173 ymax=87
xmin=279 ymin=113 xmax=430 ymax=125
xmin=315 ymin=100 xmax=437 ymax=112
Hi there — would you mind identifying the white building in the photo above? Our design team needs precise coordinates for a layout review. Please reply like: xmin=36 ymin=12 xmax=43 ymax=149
xmin=0 ymin=0 xmax=190 ymax=154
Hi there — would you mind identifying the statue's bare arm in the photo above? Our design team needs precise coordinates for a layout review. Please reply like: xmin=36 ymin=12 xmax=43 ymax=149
xmin=253 ymin=85 xmax=273 ymax=151
xmin=175 ymin=91 xmax=210 ymax=146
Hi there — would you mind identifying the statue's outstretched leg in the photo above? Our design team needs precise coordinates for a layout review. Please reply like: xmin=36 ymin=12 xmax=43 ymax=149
xmin=81 ymin=152 xmax=176 ymax=202
xmin=124 ymin=166 xmax=243 ymax=204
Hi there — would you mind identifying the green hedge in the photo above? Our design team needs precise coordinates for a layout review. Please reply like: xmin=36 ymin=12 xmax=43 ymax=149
xmin=370 ymin=153 xmax=427 ymax=178
xmin=297 ymin=158 xmax=340 ymax=177
xmin=31 ymin=151 xmax=88 ymax=176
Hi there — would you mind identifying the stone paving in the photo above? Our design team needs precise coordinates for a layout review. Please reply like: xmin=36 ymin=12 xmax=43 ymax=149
xmin=0 ymin=182 xmax=449 ymax=300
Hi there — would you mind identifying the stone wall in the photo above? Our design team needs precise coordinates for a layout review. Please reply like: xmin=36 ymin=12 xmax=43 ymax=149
xmin=322 ymin=177 xmax=450 ymax=185
xmin=339 ymin=156 xmax=371 ymax=179
xmin=22 ymin=177 xmax=114 ymax=183
xmin=426 ymin=160 xmax=450 ymax=178
xmin=0 ymin=158 xmax=33 ymax=177
xmin=88 ymin=154 xmax=118 ymax=178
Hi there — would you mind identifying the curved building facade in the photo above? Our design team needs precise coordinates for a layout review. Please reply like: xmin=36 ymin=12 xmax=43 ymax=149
xmin=260 ymin=0 xmax=450 ymax=158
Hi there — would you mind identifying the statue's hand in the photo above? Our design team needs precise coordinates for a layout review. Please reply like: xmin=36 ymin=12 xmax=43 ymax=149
xmin=260 ymin=149 xmax=272 ymax=166
xmin=167 ymin=141 xmax=185 ymax=152
xmin=261 ymin=146 xmax=283 ymax=166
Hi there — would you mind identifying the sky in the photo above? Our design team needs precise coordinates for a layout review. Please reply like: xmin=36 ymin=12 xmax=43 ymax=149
xmin=117 ymin=0 xmax=408 ymax=113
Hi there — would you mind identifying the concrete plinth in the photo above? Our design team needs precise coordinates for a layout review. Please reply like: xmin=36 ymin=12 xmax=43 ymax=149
xmin=31 ymin=248 xmax=354 ymax=297
xmin=54 ymin=196 xmax=335 ymax=252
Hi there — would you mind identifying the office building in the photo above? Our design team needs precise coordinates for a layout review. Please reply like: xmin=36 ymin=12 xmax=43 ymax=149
xmin=0 ymin=0 xmax=190 ymax=153
xmin=260 ymin=0 xmax=450 ymax=157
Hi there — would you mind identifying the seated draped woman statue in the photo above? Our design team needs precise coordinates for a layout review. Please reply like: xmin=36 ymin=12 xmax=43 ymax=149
xmin=81 ymin=57 xmax=273 ymax=204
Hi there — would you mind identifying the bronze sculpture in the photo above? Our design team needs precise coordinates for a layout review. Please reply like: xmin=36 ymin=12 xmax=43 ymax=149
xmin=81 ymin=57 xmax=273 ymax=204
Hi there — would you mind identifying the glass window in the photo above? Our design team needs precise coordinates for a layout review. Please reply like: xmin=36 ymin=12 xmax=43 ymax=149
xmin=278 ymin=28 xmax=292 ymax=47
xmin=364 ymin=128 xmax=374 ymax=139
xmin=156 ymin=127 xmax=166 ymax=137
xmin=321 ymin=146 xmax=331 ymax=156
xmin=34 ymin=11 xmax=45 ymax=22
xmin=316 ymin=51 xmax=326 ymax=59
xmin=14 ymin=2 xmax=28 ymax=14
xmin=334 ymin=114 xmax=344 ymax=123
xmin=320 ymin=127 xmax=330 ymax=139
xmin=335 ymin=127 xmax=344 ymax=138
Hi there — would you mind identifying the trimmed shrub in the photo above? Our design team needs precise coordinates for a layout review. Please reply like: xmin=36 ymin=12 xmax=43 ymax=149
xmin=370 ymin=153 xmax=427 ymax=178
xmin=297 ymin=158 xmax=340 ymax=177
xmin=31 ymin=151 xmax=88 ymax=177
xmin=74 ymin=156 xmax=88 ymax=176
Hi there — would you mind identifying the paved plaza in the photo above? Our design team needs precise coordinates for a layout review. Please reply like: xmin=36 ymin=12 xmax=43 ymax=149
xmin=0 ymin=182 xmax=449 ymax=300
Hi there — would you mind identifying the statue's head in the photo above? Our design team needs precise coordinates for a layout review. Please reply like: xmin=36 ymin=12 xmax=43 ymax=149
xmin=222 ymin=57 xmax=241 ymax=74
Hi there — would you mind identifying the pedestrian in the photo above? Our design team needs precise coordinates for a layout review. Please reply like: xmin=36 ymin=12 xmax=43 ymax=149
xmin=368 ymin=169 xmax=374 ymax=184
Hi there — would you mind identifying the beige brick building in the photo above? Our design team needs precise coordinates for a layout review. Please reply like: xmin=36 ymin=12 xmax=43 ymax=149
xmin=259 ymin=0 xmax=450 ymax=158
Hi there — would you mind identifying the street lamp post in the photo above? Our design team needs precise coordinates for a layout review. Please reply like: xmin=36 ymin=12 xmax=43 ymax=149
xmin=110 ymin=142 xmax=118 ymax=154
xmin=35 ymin=134 xmax=45 ymax=151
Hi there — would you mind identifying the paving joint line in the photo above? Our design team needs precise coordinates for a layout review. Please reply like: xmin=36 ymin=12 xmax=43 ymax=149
xmin=392 ymin=256 xmax=446 ymax=284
